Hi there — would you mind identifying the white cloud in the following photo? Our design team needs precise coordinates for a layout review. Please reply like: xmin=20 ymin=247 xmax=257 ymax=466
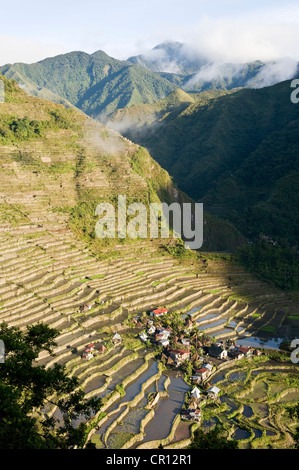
xmin=249 ymin=57 xmax=299 ymax=88
xmin=180 ymin=4 xmax=299 ymax=63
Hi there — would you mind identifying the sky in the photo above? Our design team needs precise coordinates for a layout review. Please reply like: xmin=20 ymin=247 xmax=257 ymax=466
xmin=0 ymin=0 xmax=299 ymax=65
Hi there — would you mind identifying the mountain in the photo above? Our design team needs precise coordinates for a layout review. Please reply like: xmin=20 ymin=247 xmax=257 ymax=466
xmin=1 ymin=43 xmax=298 ymax=123
xmin=127 ymin=41 xmax=299 ymax=93
xmin=0 ymin=74 xmax=244 ymax=252
xmin=0 ymin=51 xmax=177 ymax=119
xmin=106 ymin=80 xmax=299 ymax=248
xmin=127 ymin=41 xmax=207 ymax=75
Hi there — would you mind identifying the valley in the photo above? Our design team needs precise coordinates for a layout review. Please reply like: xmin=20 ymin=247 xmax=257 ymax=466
xmin=0 ymin=74 xmax=298 ymax=450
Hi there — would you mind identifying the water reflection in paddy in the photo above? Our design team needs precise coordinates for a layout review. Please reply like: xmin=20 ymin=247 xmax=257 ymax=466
xmin=227 ymin=370 xmax=248 ymax=383
xmin=108 ymin=375 xmax=170 ymax=448
xmin=119 ymin=361 xmax=159 ymax=402
xmin=233 ymin=427 xmax=251 ymax=440
xmin=94 ymin=361 xmax=161 ymax=445
xmin=220 ymin=396 xmax=239 ymax=413
xmin=198 ymin=319 xmax=227 ymax=330
xmin=237 ymin=336 xmax=285 ymax=349
xmin=196 ymin=313 xmax=219 ymax=324
xmin=107 ymin=358 xmax=147 ymax=390
xmin=187 ymin=306 xmax=203 ymax=315
xmin=252 ymin=368 xmax=299 ymax=376
xmin=243 ymin=404 xmax=253 ymax=418
xmin=139 ymin=372 xmax=191 ymax=445
xmin=212 ymin=328 xmax=233 ymax=336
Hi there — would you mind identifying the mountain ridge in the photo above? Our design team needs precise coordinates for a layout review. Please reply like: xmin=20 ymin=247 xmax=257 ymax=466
xmin=106 ymin=79 xmax=299 ymax=248
xmin=0 ymin=74 xmax=245 ymax=253
xmin=1 ymin=42 xmax=298 ymax=120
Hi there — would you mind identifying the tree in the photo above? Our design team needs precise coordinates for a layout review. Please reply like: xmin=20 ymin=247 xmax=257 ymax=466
xmin=188 ymin=424 xmax=238 ymax=449
xmin=0 ymin=322 xmax=101 ymax=449
xmin=180 ymin=360 xmax=193 ymax=377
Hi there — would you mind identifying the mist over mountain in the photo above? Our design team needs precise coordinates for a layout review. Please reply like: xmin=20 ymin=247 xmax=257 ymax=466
xmin=128 ymin=41 xmax=299 ymax=93
xmin=1 ymin=41 xmax=298 ymax=121
xmin=127 ymin=41 xmax=208 ymax=74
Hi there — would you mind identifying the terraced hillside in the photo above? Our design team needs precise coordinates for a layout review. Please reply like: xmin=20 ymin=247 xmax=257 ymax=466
xmin=0 ymin=76 xmax=298 ymax=449
xmin=1 ymin=214 xmax=297 ymax=449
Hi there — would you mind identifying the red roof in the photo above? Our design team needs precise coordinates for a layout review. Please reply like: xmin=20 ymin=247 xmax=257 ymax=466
xmin=196 ymin=368 xmax=209 ymax=374
xmin=87 ymin=344 xmax=95 ymax=348
xmin=153 ymin=308 xmax=168 ymax=315
xmin=170 ymin=349 xmax=190 ymax=355
xmin=238 ymin=347 xmax=250 ymax=353
xmin=155 ymin=333 xmax=164 ymax=339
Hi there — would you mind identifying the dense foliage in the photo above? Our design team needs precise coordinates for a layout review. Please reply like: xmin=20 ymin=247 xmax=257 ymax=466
xmin=0 ymin=109 xmax=79 ymax=144
xmin=0 ymin=323 xmax=101 ymax=449
xmin=236 ymin=240 xmax=299 ymax=290
xmin=0 ymin=51 xmax=176 ymax=119
xmin=188 ymin=424 xmax=238 ymax=449
xmin=115 ymin=80 xmax=299 ymax=255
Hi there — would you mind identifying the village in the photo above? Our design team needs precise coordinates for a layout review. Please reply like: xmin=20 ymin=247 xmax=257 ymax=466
xmin=79 ymin=305 xmax=262 ymax=425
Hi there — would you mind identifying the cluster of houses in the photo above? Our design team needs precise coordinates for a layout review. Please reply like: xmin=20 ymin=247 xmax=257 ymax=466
xmin=136 ymin=307 xmax=194 ymax=367
xmin=191 ymin=361 xmax=213 ymax=384
xmin=81 ymin=333 xmax=122 ymax=360
xmin=82 ymin=343 xmax=105 ymax=361
xmin=181 ymin=384 xmax=221 ymax=422
xmin=135 ymin=307 xmax=262 ymax=370
xmin=139 ymin=322 xmax=192 ymax=367
xmin=78 ymin=305 xmax=264 ymax=424
xmin=208 ymin=340 xmax=261 ymax=361
xmin=79 ymin=304 xmax=92 ymax=313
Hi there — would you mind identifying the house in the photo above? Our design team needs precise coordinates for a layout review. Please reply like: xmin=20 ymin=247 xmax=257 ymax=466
xmin=191 ymin=376 xmax=202 ymax=384
xmin=158 ymin=339 xmax=170 ymax=348
xmin=194 ymin=367 xmax=211 ymax=383
xmin=79 ymin=304 xmax=92 ymax=313
xmin=82 ymin=350 xmax=93 ymax=360
xmin=139 ymin=332 xmax=148 ymax=342
xmin=148 ymin=326 xmax=156 ymax=335
xmin=157 ymin=327 xmax=172 ymax=337
xmin=150 ymin=307 xmax=168 ymax=317
xmin=166 ymin=356 xmax=175 ymax=365
xmin=202 ymin=363 xmax=213 ymax=371
xmin=169 ymin=349 xmax=190 ymax=365
xmin=181 ymin=338 xmax=191 ymax=349
xmin=207 ymin=386 xmax=220 ymax=399
xmin=185 ymin=319 xmax=193 ymax=330
xmin=228 ymin=349 xmax=244 ymax=360
xmin=182 ymin=408 xmax=201 ymax=422
xmin=191 ymin=387 xmax=201 ymax=400
xmin=238 ymin=346 xmax=252 ymax=357
xmin=112 ymin=333 xmax=122 ymax=344
xmin=209 ymin=345 xmax=228 ymax=360
xmin=86 ymin=343 xmax=95 ymax=352
xmin=155 ymin=333 xmax=166 ymax=342
xmin=154 ymin=328 xmax=171 ymax=342
xmin=192 ymin=409 xmax=202 ymax=421
xmin=98 ymin=345 xmax=107 ymax=354
xmin=131 ymin=316 xmax=140 ymax=324
xmin=253 ymin=348 xmax=262 ymax=356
